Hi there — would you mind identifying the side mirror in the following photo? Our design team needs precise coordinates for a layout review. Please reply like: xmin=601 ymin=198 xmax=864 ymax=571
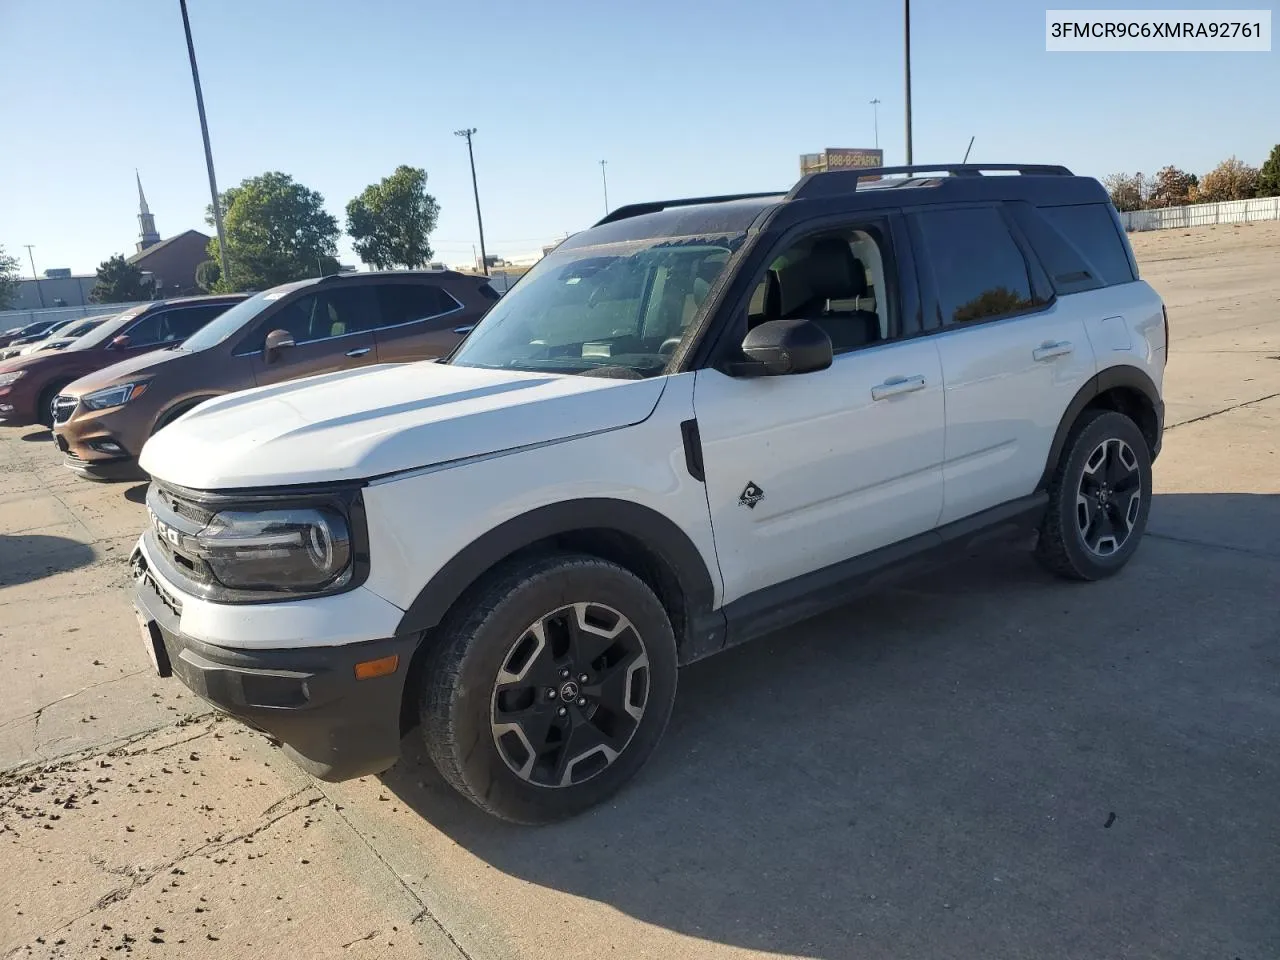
xmin=263 ymin=328 xmax=296 ymax=363
xmin=108 ymin=334 xmax=131 ymax=351
xmin=727 ymin=319 xmax=833 ymax=377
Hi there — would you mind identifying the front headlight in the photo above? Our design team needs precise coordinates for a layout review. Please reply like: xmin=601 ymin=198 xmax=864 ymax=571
xmin=82 ymin=381 xmax=149 ymax=411
xmin=0 ymin=370 xmax=26 ymax=387
xmin=194 ymin=508 xmax=352 ymax=591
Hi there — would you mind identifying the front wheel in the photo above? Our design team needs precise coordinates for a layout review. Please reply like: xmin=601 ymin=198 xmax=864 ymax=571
xmin=1036 ymin=409 xmax=1152 ymax=581
xmin=420 ymin=554 xmax=678 ymax=824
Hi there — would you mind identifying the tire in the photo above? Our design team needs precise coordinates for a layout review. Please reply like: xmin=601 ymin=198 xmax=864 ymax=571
xmin=1036 ymin=408 xmax=1152 ymax=581
xmin=420 ymin=553 xmax=678 ymax=824
xmin=37 ymin=382 xmax=71 ymax=429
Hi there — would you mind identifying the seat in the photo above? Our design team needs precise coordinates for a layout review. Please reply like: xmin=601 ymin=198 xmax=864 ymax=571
xmin=782 ymin=238 xmax=881 ymax=352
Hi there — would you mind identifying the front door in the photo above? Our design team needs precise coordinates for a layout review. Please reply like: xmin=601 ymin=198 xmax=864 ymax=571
xmin=242 ymin=286 xmax=380 ymax=386
xmin=692 ymin=218 xmax=946 ymax=607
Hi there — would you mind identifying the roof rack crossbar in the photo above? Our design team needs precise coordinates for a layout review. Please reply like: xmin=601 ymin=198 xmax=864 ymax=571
xmin=787 ymin=163 xmax=1074 ymax=200
xmin=593 ymin=192 xmax=784 ymax=227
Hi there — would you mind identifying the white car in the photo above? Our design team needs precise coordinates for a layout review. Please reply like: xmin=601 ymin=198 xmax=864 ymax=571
xmin=131 ymin=163 xmax=1167 ymax=823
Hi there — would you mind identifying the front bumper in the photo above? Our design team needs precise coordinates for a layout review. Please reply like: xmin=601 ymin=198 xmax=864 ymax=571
xmin=53 ymin=400 xmax=147 ymax=480
xmin=132 ymin=548 xmax=420 ymax=782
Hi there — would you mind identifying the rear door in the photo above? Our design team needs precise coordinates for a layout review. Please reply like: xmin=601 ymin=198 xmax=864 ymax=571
xmin=373 ymin=281 xmax=469 ymax=361
xmin=912 ymin=204 xmax=1097 ymax=525
xmin=240 ymin=286 xmax=380 ymax=386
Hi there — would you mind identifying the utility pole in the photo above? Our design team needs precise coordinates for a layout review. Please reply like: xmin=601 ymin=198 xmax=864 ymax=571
xmin=599 ymin=160 xmax=609 ymax=215
xmin=454 ymin=128 xmax=489 ymax=276
xmin=24 ymin=245 xmax=45 ymax=308
xmin=179 ymin=0 xmax=232 ymax=287
xmin=870 ymin=98 xmax=881 ymax=149
xmin=904 ymin=0 xmax=914 ymax=164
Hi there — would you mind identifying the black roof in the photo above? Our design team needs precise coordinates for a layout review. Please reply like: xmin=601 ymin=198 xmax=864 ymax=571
xmin=581 ymin=164 xmax=1110 ymax=246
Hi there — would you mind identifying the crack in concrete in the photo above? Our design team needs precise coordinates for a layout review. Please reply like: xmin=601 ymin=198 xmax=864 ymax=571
xmin=0 ymin=670 xmax=151 ymax=732
xmin=12 ymin=790 xmax=325 ymax=951
xmin=1145 ymin=531 xmax=1280 ymax=560
xmin=1165 ymin=391 xmax=1280 ymax=430
xmin=316 ymin=784 xmax=475 ymax=960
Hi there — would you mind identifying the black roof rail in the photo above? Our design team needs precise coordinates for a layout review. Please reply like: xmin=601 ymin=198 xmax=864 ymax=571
xmin=787 ymin=163 xmax=1075 ymax=200
xmin=594 ymin=192 xmax=784 ymax=226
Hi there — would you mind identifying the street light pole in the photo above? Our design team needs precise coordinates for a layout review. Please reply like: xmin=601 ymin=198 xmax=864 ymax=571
xmin=454 ymin=128 xmax=489 ymax=276
xmin=870 ymin=98 xmax=881 ymax=149
xmin=904 ymin=0 xmax=914 ymax=164
xmin=599 ymin=159 xmax=609 ymax=215
xmin=24 ymin=245 xmax=45 ymax=308
xmin=179 ymin=0 xmax=232 ymax=287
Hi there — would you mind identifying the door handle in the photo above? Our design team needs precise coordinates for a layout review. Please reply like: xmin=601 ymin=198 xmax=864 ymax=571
xmin=453 ymin=325 xmax=475 ymax=335
xmin=871 ymin=375 xmax=927 ymax=401
xmin=1032 ymin=340 xmax=1074 ymax=362
xmin=345 ymin=347 xmax=372 ymax=358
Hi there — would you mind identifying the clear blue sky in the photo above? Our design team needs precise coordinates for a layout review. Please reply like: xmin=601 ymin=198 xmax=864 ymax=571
xmin=1 ymin=0 xmax=1276 ymax=274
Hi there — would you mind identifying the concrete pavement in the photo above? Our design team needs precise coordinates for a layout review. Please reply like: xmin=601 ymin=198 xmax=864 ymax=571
xmin=2 ymin=221 xmax=1278 ymax=959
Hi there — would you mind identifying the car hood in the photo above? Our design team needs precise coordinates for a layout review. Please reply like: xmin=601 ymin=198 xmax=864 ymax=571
xmin=140 ymin=362 xmax=667 ymax=489
xmin=62 ymin=348 xmax=185 ymax=396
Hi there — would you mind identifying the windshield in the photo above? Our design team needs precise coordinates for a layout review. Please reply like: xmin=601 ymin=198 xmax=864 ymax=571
xmin=67 ymin=306 xmax=148 ymax=351
xmin=448 ymin=233 xmax=744 ymax=377
xmin=179 ymin=284 xmax=308 ymax=352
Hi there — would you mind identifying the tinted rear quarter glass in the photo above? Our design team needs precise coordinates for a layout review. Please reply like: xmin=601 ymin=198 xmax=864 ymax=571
xmin=376 ymin=284 xmax=462 ymax=326
xmin=1038 ymin=204 xmax=1136 ymax=286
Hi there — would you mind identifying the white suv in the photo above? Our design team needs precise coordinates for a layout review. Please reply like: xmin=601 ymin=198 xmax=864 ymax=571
xmin=130 ymin=164 xmax=1167 ymax=823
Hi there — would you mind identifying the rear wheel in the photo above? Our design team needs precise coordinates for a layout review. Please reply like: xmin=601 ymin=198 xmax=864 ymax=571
xmin=420 ymin=554 xmax=677 ymax=824
xmin=1036 ymin=409 xmax=1152 ymax=580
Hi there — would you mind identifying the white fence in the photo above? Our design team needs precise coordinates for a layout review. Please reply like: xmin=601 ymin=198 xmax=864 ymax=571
xmin=0 ymin=302 xmax=148 ymax=330
xmin=1119 ymin=196 xmax=1280 ymax=232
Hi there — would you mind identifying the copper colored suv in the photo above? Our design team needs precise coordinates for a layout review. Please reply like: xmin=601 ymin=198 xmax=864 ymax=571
xmin=53 ymin=270 xmax=496 ymax=479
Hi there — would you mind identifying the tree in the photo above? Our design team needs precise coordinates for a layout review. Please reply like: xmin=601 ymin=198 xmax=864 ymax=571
xmin=0 ymin=244 xmax=20 ymax=310
xmin=1257 ymin=144 xmax=1280 ymax=198
xmin=345 ymin=165 xmax=440 ymax=269
xmin=1148 ymin=166 xmax=1198 ymax=208
xmin=1103 ymin=172 xmax=1150 ymax=212
xmin=89 ymin=255 xmax=153 ymax=303
xmin=206 ymin=171 xmax=340 ymax=291
xmin=1194 ymin=157 xmax=1259 ymax=203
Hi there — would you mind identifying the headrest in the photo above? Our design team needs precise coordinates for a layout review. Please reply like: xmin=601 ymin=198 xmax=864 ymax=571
xmin=803 ymin=238 xmax=868 ymax=300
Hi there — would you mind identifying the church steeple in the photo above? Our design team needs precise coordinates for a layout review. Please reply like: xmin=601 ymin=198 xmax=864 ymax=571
xmin=135 ymin=170 xmax=161 ymax=252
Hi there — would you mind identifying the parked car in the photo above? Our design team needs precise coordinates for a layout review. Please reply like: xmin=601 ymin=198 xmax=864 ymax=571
xmin=0 ymin=317 xmax=69 ymax=351
xmin=0 ymin=295 xmax=245 ymax=429
xmin=1 ymin=316 xmax=111 ymax=360
xmin=131 ymin=164 xmax=1167 ymax=823
xmin=54 ymin=270 xmax=494 ymax=480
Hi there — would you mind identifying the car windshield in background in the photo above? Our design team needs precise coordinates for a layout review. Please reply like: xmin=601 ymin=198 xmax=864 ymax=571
xmin=179 ymin=284 xmax=308 ymax=352
xmin=448 ymin=233 xmax=744 ymax=377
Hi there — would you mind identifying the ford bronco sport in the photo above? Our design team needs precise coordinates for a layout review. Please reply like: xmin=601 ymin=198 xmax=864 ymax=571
xmin=130 ymin=164 xmax=1167 ymax=823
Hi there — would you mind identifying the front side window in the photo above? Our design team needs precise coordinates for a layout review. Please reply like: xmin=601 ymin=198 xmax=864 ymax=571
xmin=916 ymin=207 xmax=1040 ymax=324
xmin=449 ymin=233 xmax=743 ymax=377
xmin=262 ymin=288 xmax=377 ymax=346
xmin=122 ymin=310 xmax=178 ymax=348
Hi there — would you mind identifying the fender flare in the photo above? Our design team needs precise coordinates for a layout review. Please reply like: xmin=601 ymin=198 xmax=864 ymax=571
xmin=393 ymin=498 xmax=717 ymax=637
xmin=1037 ymin=364 xmax=1164 ymax=491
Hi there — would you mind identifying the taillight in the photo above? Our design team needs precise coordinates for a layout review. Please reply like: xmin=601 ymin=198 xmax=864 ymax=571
xmin=1162 ymin=305 xmax=1169 ymax=356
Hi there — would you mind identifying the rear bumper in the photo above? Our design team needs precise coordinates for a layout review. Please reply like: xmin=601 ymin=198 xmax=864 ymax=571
xmin=132 ymin=551 xmax=420 ymax=782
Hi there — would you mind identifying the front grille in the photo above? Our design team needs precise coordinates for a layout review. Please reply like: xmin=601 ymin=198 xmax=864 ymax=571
xmin=152 ymin=482 xmax=215 ymax=525
xmin=51 ymin=395 xmax=77 ymax=425
xmin=146 ymin=482 xmax=214 ymax=587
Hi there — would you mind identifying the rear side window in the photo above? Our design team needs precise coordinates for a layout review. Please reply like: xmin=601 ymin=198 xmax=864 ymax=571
xmin=915 ymin=207 xmax=1040 ymax=325
xmin=1038 ymin=204 xmax=1136 ymax=286
xmin=167 ymin=304 xmax=229 ymax=339
xmin=375 ymin=284 xmax=462 ymax=327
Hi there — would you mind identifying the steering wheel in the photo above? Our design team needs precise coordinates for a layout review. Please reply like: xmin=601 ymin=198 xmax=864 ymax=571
xmin=658 ymin=337 xmax=682 ymax=358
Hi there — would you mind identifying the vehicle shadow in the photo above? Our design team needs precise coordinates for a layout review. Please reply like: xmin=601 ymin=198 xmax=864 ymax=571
xmin=124 ymin=483 xmax=149 ymax=505
xmin=0 ymin=533 xmax=96 ymax=586
xmin=380 ymin=492 xmax=1280 ymax=958
xmin=20 ymin=429 xmax=51 ymax=442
